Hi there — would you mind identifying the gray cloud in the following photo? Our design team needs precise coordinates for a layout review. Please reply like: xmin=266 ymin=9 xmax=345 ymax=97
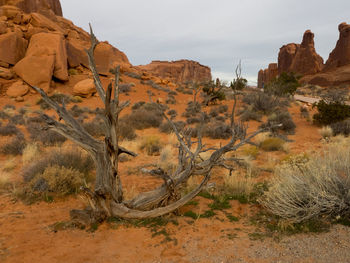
xmin=61 ymin=0 xmax=350 ymax=84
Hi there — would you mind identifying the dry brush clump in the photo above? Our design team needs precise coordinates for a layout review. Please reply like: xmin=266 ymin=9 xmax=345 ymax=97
xmin=260 ymin=145 xmax=350 ymax=223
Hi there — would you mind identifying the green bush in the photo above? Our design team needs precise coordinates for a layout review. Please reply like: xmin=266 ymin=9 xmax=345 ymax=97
xmin=265 ymin=72 xmax=300 ymax=96
xmin=261 ymin=111 xmax=296 ymax=134
xmin=313 ymin=100 xmax=350 ymax=125
xmin=202 ymin=80 xmax=226 ymax=105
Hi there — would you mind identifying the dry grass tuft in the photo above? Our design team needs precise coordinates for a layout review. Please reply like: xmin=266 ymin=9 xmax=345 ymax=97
xmin=0 ymin=172 xmax=11 ymax=191
xmin=260 ymin=137 xmax=285 ymax=152
xmin=2 ymin=158 xmax=17 ymax=172
xmin=319 ymin=126 xmax=333 ymax=139
xmin=22 ymin=143 xmax=40 ymax=165
xmin=221 ymin=171 xmax=254 ymax=198
xmin=139 ymin=135 xmax=162 ymax=156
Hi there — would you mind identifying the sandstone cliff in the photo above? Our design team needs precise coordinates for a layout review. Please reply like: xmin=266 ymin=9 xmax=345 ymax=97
xmin=137 ymin=60 xmax=212 ymax=84
xmin=258 ymin=23 xmax=350 ymax=88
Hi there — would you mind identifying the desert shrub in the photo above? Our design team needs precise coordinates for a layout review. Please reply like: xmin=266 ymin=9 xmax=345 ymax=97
xmin=330 ymin=119 xmax=350 ymax=136
xmin=260 ymin=144 xmax=350 ymax=223
xmin=131 ymin=101 xmax=146 ymax=110
xmin=124 ymin=71 xmax=142 ymax=79
xmin=22 ymin=148 xmax=94 ymax=182
xmin=260 ymin=137 xmax=285 ymax=151
xmin=209 ymin=108 xmax=219 ymax=118
xmin=312 ymin=100 xmax=350 ymax=125
xmin=125 ymin=103 xmax=163 ymax=130
xmin=119 ymin=120 xmax=137 ymax=140
xmin=27 ymin=123 xmax=66 ymax=146
xmin=165 ymin=96 xmax=176 ymax=105
xmin=300 ymin=105 xmax=310 ymax=118
xmin=168 ymin=91 xmax=177 ymax=96
xmin=119 ymin=83 xmax=135 ymax=93
xmin=321 ymin=89 xmax=348 ymax=104
xmin=204 ymin=121 xmax=231 ymax=139
xmin=159 ymin=121 xmax=185 ymax=134
xmin=319 ymin=126 xmax=333 ymax=139
xmin=4 ymin=104 xmax=15 ymax=110
xmin=167 ymin=109 xmax=177 ymax=119
xmin=182 ymin=101 xmax=202 ymax=118
xmin=0 ymin=123 xmax=20 ymax=136
xmin=69 ymin=105 xmax=92 ymax=118
xmin=82 ymin=118 xmax=105 ymax=137
xmin=242 ymin=91 xmax=286 ymax=114
xmin=217 ymin=105 xmax=228 ymax=113
xmin=264 ymin=72 xmax=300 ymax=96
xmin=261 ymin=111 xmax=296 ymax=134
xmin=240 ymin=106 xmax=262 ymax=122
xmin=243 ymin=145 xmax=259 ymax=159
xmin=29 ymin=165 xmax=85 ymax=196
xmin=10 ymin=114 xmax=25 ymax=125
xmin=186 ymin=117 xmax=201 ymax=124
xmin=37 ymin=93 xmax=71 ymax=110
xmin=0 ymin=110 xmax=10 ymax=120
xmin=215 ymin=115 xmax=226 ymax=122
xmin=230 ymin=77 xmax=247 ymax=91
xmin=202 ymin=80 xmax=226 ymax=105
xmin=1 ymin=134 xmax=26 ymax=155
xmin=139 ymin=136 xmax=162 ymax=155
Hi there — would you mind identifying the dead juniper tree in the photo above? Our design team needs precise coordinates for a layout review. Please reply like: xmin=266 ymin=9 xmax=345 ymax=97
xmin=31 ymin=25 xmax=274 ymax=225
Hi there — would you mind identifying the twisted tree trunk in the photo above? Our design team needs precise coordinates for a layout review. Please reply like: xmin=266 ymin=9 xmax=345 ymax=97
xmin=31 ymin=25 xmax=272 ymax=225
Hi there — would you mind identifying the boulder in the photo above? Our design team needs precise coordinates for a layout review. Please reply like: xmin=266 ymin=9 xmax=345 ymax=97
xmin=14 ymin=54 xmax=54 ymax=91
xmin=0 ymin=5 xmax=21 ymax=19
xmin=66 ymin=38 xmax=89 ymax=68
xmin=289 ymin=30 xmax=324 ymax=75
xmin=6 ymin=80 xmax=29 ymax=97
xmin=30 ymin=12 xmax=65 ymax=34
xmin=0 ymin=31 xmax=27 ymax=65
xmin=14 ymin=32 xmax=68 ymax=90
xmin=94 ymin=42 xmax=131 ymax=75
xmin=137 ymin=60 xmax=212 ymax=84
xmin=324 ymin=22 xmax=350 ymax=70
xmin=26 ymin=32 xmax=68 ymax=80
xmin=73 ymin=79 xmax=95 ymax=97
xmin=0 ymin=66 xmax=13 ymax=79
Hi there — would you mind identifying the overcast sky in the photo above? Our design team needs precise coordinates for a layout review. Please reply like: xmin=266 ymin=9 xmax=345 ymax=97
xmin=61 ymin=0 xmax=349 ymax=85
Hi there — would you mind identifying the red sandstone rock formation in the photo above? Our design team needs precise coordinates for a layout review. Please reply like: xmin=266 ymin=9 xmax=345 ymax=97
xmin=277 ymin=30 xmax=324 ymax=76
xmin=0 ymin=0 xmax=62 ymax=17
xmin=137 ymin=60 xmax=212 ymax=84
xmin=289 ymin=30 xmax=324 ymax=75
xmin=257 ymin=63 xmax=278 ymax=89
xmin=324 ymin=22 xmax=350 ymax=70
xmin=0 ymin=0 xmax=211 ymax=98
xmin=14 ymin=32 xmax=68 ymax=91
xmin=278 ymin=43 xmax=299 ymax=75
